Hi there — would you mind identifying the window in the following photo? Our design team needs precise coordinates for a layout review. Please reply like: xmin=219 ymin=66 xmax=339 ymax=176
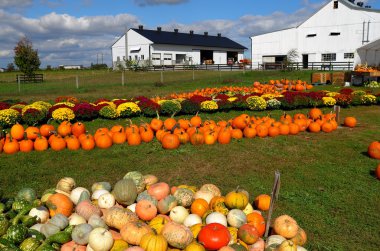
xmin=123 ymin=56 xmax=126 ymax=61
xmin=330 ymin=32 xmax=341 ymax=36
xmin=164 ymin=54 xmax=172 ymax=60
xmin=135 ymin=55 xmax=138 ymax=60
xmin=306 ymin=34 xmax=317 ymax=37
xmin=322 ymin=53 xmax=336 ymax=61
xmin=333 ymin=1 xmax=338 ymax=9
xmin=344 ymin=53 xmax=354 ymax=59
xmin=129 ymin=56 xmax=132 ymax=61
xmin=152 ymin=53 xmax=161 ymax=60
xmin=117 ymin=56 xmax=120 ymax=62
xmin=141 ymin=55 xmax=144 ymax=60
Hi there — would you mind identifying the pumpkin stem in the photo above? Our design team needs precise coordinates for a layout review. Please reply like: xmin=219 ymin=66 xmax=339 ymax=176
xmin=23 ymin=132 xmax=28 ymax=140
xmin=171 ymin=124 xmax=179 ymax=134
xmin=171 ymin=112 xmax=177 ymax=118
xmin=155 ymin=110 xmax=160 ymax=120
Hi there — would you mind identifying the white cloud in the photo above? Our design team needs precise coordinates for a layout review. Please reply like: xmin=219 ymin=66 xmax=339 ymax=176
xmin=134 ymin=0 xmax=188 ymax=7
xmin=0 ymin=1 xmax=324 ymax=67
xmin=0 ymin=0 xmax=32 ymax=8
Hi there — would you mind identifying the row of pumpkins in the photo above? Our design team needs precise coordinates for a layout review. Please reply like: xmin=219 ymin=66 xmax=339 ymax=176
xmin=0 ymin=108 xmax=357 ymax=153
xmin=1 ymin=171 xmax=308 ymax=251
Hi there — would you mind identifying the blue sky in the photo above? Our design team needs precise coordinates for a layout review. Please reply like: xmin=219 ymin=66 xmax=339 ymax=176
xmin=0 ymin=0 xmax=379 ymax=68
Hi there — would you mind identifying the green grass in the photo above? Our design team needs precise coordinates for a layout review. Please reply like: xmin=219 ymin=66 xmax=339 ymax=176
xmin=1 ymin=70 xmax=380 ymax=250
xmin=0 ymin=69 xmax=318 ymax=102
xmin=1 ymin=106 xmax=380 ymax=250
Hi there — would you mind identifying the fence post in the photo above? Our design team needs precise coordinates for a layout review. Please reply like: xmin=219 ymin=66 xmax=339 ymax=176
xmin=76 ymin=75 xmax=79 ymax=89
xmin=192 ymin=67 xmax=195 ymax=81
xmin=17 ymin=75 xmax=21 ymax=93
xmin=160 ymin=71 xmax=164 ymax=83
xmin=122 ymin=71 xmax=125 ymax=86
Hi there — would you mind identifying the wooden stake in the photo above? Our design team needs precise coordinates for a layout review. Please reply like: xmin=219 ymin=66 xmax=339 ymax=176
xmin=122 ymin=71 xmax=125 ymax=86
xmin=264 ymin=170 xmax=281 ymax=238
xmin=76 ymin=75 xmax=79 ymax=89
xmin=334 ymin=105 xmax=341 ymax=125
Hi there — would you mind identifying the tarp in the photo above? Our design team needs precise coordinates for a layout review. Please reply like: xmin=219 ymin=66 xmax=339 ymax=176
xmin=354 ymin=37 xmax=380 ymax=68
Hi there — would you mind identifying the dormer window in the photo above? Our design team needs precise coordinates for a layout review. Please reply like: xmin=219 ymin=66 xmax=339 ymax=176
xmin=334 ymin=1 xmax=338 ymax=9
xmin=330 ymin=32 xmax=341 ymax=36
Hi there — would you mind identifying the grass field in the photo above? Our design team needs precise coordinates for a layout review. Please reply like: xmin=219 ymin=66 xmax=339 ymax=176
xmin=1 ymin=70 xmax=380 ymax=250
xmin=1 ymin=69 xmax=319 ymax=102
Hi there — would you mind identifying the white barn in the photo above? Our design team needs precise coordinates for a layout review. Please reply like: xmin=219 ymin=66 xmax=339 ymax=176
xmin=250 ymin=0 xmax=380 ymax=69
xmin=111 ymin=26 xmax=246 ymax=69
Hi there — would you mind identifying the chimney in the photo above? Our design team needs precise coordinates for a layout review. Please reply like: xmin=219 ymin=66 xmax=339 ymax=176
xmin=204 ymin=32 xmax=208 ymax=36
xmin=217 ymin=33 xmax=221 ymax=37
xmin=174 ymin=29 xmax=179 ymax=33
xmin=189 ymin=30 xmax=194 ymax=35
xmin=138 ymin=25 xmax=143 ymax=30
xmin=157 ymin=27 xmax=162 ymax=32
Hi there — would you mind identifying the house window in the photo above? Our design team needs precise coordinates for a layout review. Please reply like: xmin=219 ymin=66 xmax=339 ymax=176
xmin=164 ymin=54 xmax=172 ymax=60
xmin=333 ymin=1 xmax=338 ymax=9
xmin=141 ymin=55 xmax=144 ymax=60
xmin=129 ymin=56 xmax=132 ymax=60
xmin=306 ymin=34 xmax=317 ymax=38
xmin=152 ymin=53 xmax=161 ymax=60
xmin=330 ymin=32 xmax=341 ymax=36
xmin=344 ymin=53 xmax=354 ymax=59
xmin=117 ymin=56 xmax=120 ymax=62
xmin=135 ymin=55 xmax=138 ymax=60
xmin=322 ymin=53 xmax=336 ymax=61
xmin=123 ymin=56 xmax=126 ymax=61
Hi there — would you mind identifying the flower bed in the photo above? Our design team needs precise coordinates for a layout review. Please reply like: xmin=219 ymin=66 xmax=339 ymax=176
xmin=0 ymin=83 xmax=379 ymax=128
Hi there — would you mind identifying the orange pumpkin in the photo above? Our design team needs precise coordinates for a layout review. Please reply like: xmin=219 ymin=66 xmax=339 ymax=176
xmin=243 ymin=125 xmax=256 ymax=138
xmin=19 ymin=138 xmax=34 ymax=153
xmin=135 ymin=200 xmax=157 ymax=221
xmin=217 ymin=128 xmax=231 ymax=144
xmin=308 ymin=108 xmax=322 ymax=120
xmin=191 ymin=198 xmax=209 ymax=217
xmin=46 ymin=193 xmax=73 ymax=217
xmin=95 ymin=133 xmax=113 ymax=149
xmin=65 ymin=135 xmax=81 ymax=150
xmin=162 ymin=133 xmax=180 ymax=149
xmin=247 ymin=212 xmax=265 ymax=237
xmin=25 ymin=126 xmax=40 ymax=140
xmin=343 ymin=117 xmax=357 ymax=128
xmin=120 ymin=221 xmax=153 ymax=245
xmin=375 ymin=163 xmax=380 ymax=179
xmin=80 ymin=135 xmax=95 ymax=151
xmin=40 ymin=123 xmax=55 ymax=138
xmin=71 ymin=122 xmax=86 ymax=137
xmin=57 ymin=121 xmax=72 ymax=137
xmin=10 ymin=123 xmax=24 ymax=141
xmin=3 ymin=137 xmax=19 ymax=154
xmin=50 ymin=135 xmax=67 ymax=151
xmin=190 ymin=114 xmax=202 ymax=128
xmin=231 ymin=129 xmax=243 ymax=140
xmin=273 ymin=215 xmax=299 ymax=239
xmin=164 ymin=118 xmax=177 ymax=131
xmin=254 ymin=194 xmax=271 ymax=211
xmin=34 ymin=135 xmax=49 ymax=151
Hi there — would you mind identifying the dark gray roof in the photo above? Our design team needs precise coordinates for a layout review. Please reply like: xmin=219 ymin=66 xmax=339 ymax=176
xmin=131 ymin=28 xmax=247 ymax=50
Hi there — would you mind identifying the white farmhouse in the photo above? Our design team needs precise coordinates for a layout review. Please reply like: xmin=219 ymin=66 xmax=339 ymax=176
xmin=250 ymin=0 xmax=380 ymax=69
xmin=111 ymin=26 xmax=246 ymax=69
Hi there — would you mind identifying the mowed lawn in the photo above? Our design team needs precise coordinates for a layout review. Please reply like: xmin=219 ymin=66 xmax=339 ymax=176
xmin=1 ymin=70 xmax=380 ymax=250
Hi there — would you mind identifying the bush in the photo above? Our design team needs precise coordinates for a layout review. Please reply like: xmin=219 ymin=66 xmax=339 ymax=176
xmin=180 ymin=99 xmax=200 ymax=114
xmin=99 ymin=105 xmax=118 ymax=119
xmin=22 ymin=108 xmax=46 ymax=125
xmin=246 ymin=96 xmax=267 ymax=111
xmin=0 ymin=109 xmax=20 ymax=128
xmin=73 ymin=103 xmax=98 ymax=121
xmin=116 ymin=102 xmax=141 ymax=118
xmin=158 ymin=100 xmax=181 ymax=115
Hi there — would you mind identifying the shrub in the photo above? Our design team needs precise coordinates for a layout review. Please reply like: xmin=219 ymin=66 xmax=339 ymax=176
xmin=117 ymin=102 xmax=141 ymax=117
xmin=73 ymin=103 xmax=98 ymax=121
xmin=246 ymin=96 xmax=267 ymax=111
xmin=322 ymin=97 xmax=337 ymax=106
xmin=136 ymin=96 xmax=160 ymax=117
xmin=0 ymin=109 xmax=20 ymax=128
xmin=99 ymin=105 xmax=118 ymax=119
xmin=158 ymin=100 xmax=181 ymax=115
xmin=52 ymin=108 xmax=75 ymax=121
xmin=266 ymin=99 xmax=281 ymax=110
xmin=361 ymin=94 xmax=377 ymax=105
xmin=200 ymin=100 xmax=218 ymax=112
xmin=180 ymin=99 xmax=199 ymax=114
xmin=22 ymin=108 xmax=46 ymax=125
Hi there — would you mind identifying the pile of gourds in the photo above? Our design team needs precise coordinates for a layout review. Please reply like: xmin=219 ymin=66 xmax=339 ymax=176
xmin=0 ymin=108 xmax=357 ymax=154
xmin=0 ymin=171 xmax=309 ymax=251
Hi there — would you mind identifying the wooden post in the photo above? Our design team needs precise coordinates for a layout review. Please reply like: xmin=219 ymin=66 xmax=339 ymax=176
xmin=265 ymin=171 xmax=281 ymax=238
xmin=334 ymin=105 xmax=341 ymax=126
xmin=192 ymin=67 xmax=195 ymax=81
xmin=75 ymin=76 xmax=79 ymax=89
xmin=122 ymin=71 xmax=125 ymax=86
xmin=17 ymin=75 xmax=21 ymax=93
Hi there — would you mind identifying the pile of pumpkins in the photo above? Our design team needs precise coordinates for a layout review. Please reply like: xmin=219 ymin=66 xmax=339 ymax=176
xmin=0 ymin=108 xmax=357 ymax=154
xmin=0 ymin=171 xmax=309 ymax=251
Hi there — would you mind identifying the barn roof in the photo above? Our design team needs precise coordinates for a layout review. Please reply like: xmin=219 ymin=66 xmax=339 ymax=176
xmin=131 ymin=28 xmax=247 ymax=50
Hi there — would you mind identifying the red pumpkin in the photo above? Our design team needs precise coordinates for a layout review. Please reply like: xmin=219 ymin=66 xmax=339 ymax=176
xmin=198 ymin=223 xmax=231 ymax=250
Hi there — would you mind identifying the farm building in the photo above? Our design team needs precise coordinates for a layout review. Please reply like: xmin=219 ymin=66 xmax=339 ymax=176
xmin=250 ymin=0 xmax=380 ymax=69
xmin=111 ymin=26 xmax=246 ymax=69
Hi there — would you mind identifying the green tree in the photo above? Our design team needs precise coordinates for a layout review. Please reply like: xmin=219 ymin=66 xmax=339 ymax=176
xmin=14 ymin=37 xmax=41 ymax=76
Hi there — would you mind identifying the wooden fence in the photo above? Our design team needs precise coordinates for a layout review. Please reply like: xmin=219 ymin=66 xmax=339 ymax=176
xmin=16 ymin=74 xmax=44 ymax=83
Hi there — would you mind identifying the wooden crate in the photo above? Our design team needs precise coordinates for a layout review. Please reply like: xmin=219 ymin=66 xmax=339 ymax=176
xmin=311 ymin=72 xmax=331 ymax=84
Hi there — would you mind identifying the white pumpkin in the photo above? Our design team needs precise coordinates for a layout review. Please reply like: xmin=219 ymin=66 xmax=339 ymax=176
xmin=56 ymin=177 xmax=76 ymax=194
xmin=91 ymin=189 xmax=109 ymax=200
xmin=265 ymin=235 xmax=286 ymax=251
xmin=127 ymin=203 xmax=136 ymax=213
xmin=169 ymin=206 xmax=189 ymax=224
xmin=69 ymin=213 xmax=87 ymax=226
xmin=205 ymin=212 xmax=227 ymax=227
xmin=86 ymin=245 xmax=95 ymax=251
xmin=70 ymin=187 xmax=90 ymax=205
xmin=29 ymin=206 xmax=49 ymax=223
xmin=297 ymin=247 xmax=308 ymax=251
xmin=97 ymin=193 xmax=115 ymax=209
xmin=193 ymin=190 xmax=214 ymax=204
xmin=243 ymin=203 xmax=254 ymax=215
xmin=227 ymin=209 xmax=247 ymax=228
xmin=88 ymin=227 xmax=114 ymax=251
xmin=183 ymin=214 xmax=202 ymax=227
